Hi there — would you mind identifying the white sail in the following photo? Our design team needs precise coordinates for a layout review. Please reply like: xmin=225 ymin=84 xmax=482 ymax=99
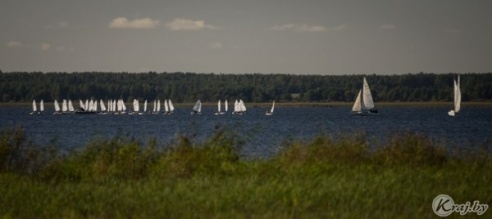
xmin=153 ymin=100 xmax=156 ymax=112
xmin=54 ymin=100 xmax=60 ymax=112
xmin=157 ymin=100 xmax=161 ymax=112
xmin=234 ymin=100 xmax=241 ymax=112
xmin=121 ymin=100 xmax=127 ymax=111
xmin=164 ymin=99 xmax=170 ymax=112
xmin=193 ymin=100 xmax=202 ymax=113
xmin=169 ymin=99 xmax=175 ymax=112
xmin=239 ymin=99 xmax=246 ymax=112
xmin=455 ymin=76 xmax=461 ymax=113
xmin=32 ymin=100 xmax=37 ymax=112
xmin=362 ymin=77 xmax=375 ymax=109
xmin=40 ymin=99 xmax=44 ymax=112
xmin=218 ymin=100 xmax=221 ymax=112
xmin=62 ymin=99 xmax=68 ymax=112
xmin=352 ymin=90 xmax=362 ymax=112
xmin=100 ymin=100 xmax=107 ymax=111
xmin=225 ymin=100 xmax=228 ymax=112
xmin=85 ymin=100 xmax=89 ymax=111
xmin=133 ymin=99 xmax=139 ymax=112
xmin=94 ymin=99 xmax=98 ymax=111
xmin=144 ymin=100 xmax=147 ymax=112
xmin=449 ymin=75 xmax=462 ymax=116
xmin=79 ymin=100 xmax=84 ymax=110
xmin=270 ymin=100 xmax=275 ymax=113
xmin=68 ymin=100 xmax=74 ymax=112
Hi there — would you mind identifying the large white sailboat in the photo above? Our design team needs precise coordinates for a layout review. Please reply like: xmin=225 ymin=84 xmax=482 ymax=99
xmin=266 ymin=100 xmax=275 ymax=116
xmin=351 ymin=77 xmax=379 ymax=115
xmin=191 ymin=100 xmax=202 ymax=114
xmin=233 ymin=99 xmax=246 ymax=115
xmin=448 ymin=75 xmax=461 ymax=117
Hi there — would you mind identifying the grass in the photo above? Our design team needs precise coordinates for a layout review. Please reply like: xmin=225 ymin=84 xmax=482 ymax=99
xmin=0 ymin=126 xmax=491 ymax=218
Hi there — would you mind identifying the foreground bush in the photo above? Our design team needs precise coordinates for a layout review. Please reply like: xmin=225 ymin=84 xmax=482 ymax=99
xmin=0 ymin=127 xmax=491 ymax=218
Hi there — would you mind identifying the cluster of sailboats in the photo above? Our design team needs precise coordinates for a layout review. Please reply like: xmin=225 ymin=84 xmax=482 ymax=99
xmin=29 ymin=76 xmax=462 ymax=117
xmin=30 ymin=98 xmax=263 ymax=115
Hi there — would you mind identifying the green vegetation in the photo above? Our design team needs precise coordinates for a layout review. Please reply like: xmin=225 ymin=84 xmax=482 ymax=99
xmin=0 ymin=127 xmax=491 ymax=218
xmin=1 ymin=71 xmax=492 ymax=103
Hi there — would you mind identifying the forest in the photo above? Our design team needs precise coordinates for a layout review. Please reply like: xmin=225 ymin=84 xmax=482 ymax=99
xmin=1 ymin=71 xmax=491 ymax=103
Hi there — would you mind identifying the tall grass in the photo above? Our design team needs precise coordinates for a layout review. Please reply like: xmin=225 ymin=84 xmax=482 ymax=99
xmin=0 ymin=126 xmax=491 ymax=218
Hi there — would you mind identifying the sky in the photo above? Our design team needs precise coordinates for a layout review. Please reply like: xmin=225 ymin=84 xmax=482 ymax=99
xmin=1 ymin=0 xmax=491 ymax=74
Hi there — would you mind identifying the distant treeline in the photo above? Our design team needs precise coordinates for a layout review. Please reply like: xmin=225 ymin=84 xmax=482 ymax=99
xmin=1 ymin=71 xmax=491 ymax=103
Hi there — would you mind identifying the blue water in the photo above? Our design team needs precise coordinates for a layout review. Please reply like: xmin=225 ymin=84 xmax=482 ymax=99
xmin=1 ymin=105 xmax=491 ymax=158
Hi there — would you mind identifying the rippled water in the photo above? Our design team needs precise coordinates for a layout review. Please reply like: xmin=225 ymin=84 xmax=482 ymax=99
xmin=1 ymin=105 xmax=491 ymax=158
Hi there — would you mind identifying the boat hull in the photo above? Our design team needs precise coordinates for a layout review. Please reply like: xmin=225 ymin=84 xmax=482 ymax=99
xmin=351 ymin=109 xmax=379 ymax=116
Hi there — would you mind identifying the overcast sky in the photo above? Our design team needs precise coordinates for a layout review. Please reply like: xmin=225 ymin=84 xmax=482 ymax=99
xmin=1 ymin=0 xmax=491 ymax=74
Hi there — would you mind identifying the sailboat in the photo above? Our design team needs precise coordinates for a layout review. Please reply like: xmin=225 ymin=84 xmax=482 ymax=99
xmin=99 ymin=99 xmax=107 ymax=114
xmin=351 ymin=77 xmax=379 ymax=115
xmin=152 ymin=100 xmax=161 ymax=114
xmin=164 ymin=99 xmax=170 ymax=114
xmin=214 ymin=100 xmax=226 ymax=115
xmin=144 ymin=100 xmax=148 ymax=114
xmin=39 ymin=99 xmax=44 ymax=114
xmin=130 ymin=99 xmax=140 ymax=115
xmin=68 ymin=100 xmax=75 ymax=113
xmin=448 ymin=75 xmax=461 ymax=117
xmin=266 ymin=100 xmax=275 ymax=116
xmin=191 ymin=100 xmax=202 ymax=114
xmin=233 ymin=99 xmax=246 ymax=115
xmin=30 ymin=100 xmax=37 ymax=114
xmin=168 ymin=99 xmax=175 ymax=114
xmin=53 ymin=99 xmax=61 ymax=114
xmin=62 ymin=99 xmax=68 ymax=113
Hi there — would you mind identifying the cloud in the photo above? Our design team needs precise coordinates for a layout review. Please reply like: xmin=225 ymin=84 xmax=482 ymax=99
xmin=211 ymin=42 xmax=223 ymax=49
xmin=380 ymin=24 xmax=397 ymax=30
xmin=109 ymin=17 xmax=160 ymax=29
xmin=271 ymin=23 xmax=327 ymax=33
xmin=6 ymin=41 xmax=24 ymax=48
xmin=41 ymin=43 xmax=51 ymax=51
xmin=165 ymin=18 xmax=219 ymax=31
xmin=271 ymin=23 xmax=347 ymax=33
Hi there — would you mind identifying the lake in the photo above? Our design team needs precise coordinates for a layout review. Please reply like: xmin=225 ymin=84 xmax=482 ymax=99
xmin=1 ymin=104 xmax=491 ymax=158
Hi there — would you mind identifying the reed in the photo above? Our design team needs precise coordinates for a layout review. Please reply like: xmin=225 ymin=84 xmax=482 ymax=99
xmin=0 ymin=126 xmax=490 ymax=218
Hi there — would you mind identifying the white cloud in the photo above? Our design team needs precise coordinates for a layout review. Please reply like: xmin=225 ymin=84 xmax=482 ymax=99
xmin=211 ymin=42 xmax=223 ymax=49
xmin=271 ymin=23 xmax=326 ymax=33
xmin=41 ymin=43 xmax=51 ymax=51
xmin=109 ymin=17 xmax=160 ymax=29
xmin=271 ymin=23 xmax=346 ymax=33
xmin=165 ymin=18 xmax=219 ymax=31
xmin=380 ymin=24 xmax=396 ymax=30
xmin=6 ymin=41 xmax=23 ymax=48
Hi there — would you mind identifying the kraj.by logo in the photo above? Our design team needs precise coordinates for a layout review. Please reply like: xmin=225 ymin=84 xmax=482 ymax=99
xmin=432 ymin=194 xmax=488 ymax=217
